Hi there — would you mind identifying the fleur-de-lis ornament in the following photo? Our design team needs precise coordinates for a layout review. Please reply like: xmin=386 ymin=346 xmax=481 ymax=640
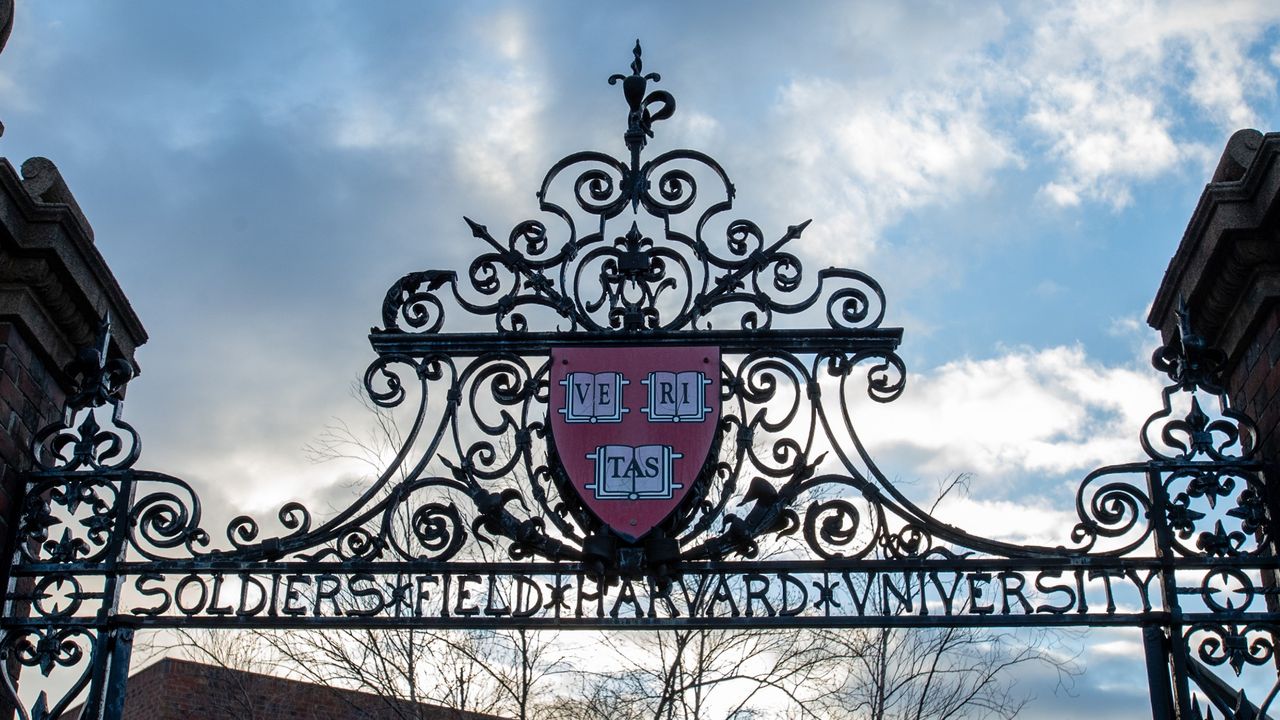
xmin=609 ymin=40 xmax=676 ymax=209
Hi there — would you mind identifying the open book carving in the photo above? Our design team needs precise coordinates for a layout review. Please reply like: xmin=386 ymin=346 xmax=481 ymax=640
xmin=585 ymin=444 xmax=683 ymax=500
xmin=642 ymin=371 xmax=712 ymax=422
xmin=559 ymin=371 xmax=629 ymax=423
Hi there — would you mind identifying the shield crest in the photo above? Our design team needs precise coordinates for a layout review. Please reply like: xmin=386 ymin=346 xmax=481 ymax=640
xmin=549 ymin=346 xmax=720 ymax=542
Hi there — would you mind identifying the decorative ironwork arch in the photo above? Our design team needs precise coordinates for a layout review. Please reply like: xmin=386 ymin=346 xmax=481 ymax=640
xmin=2 ymin=42 xmax=1277 ymax=720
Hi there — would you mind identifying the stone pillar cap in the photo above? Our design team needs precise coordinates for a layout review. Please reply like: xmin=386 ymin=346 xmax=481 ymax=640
xmin=0 ymin=156 xmax=147 ymax=386
xmin=1149 ymin=129 xmax=1280 ymax=370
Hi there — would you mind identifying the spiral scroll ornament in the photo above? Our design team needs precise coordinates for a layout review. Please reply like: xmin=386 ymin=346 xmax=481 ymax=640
xmin=803 ymin=498 xmax=878 ymax=560
xmin=372 ymin=44 xmax=895 ymax=341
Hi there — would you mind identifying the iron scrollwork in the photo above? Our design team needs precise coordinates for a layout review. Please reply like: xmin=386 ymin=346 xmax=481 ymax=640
xmin=0 ymin=42 xmax=1277 ymax=720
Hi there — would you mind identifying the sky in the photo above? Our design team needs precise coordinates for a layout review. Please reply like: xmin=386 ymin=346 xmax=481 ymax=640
xmin=3 ymin=1 xmax=1280 ymax=717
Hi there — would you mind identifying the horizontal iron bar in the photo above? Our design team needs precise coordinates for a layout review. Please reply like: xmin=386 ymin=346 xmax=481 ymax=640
xmin=19 ymin=610 xmax=1280 ymax=632
xmin=16 ymin=555 xmax=1279 ymax=576
xmin=368 ymin=327 xmax=903 ymax=357
xmin=21 ymin=458 xmax=1268 ymax=482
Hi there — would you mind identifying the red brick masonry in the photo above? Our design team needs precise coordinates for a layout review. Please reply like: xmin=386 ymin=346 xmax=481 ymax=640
xmin=1149 ymin=129 xmax=1280 ymax=460
xmin=1230 ymin=303 xmax=1280 ymax=460
xmin=0 ymin=322 xmax=64 ymax=547
xmin=63 ymin=657 xmax=508 ymax=720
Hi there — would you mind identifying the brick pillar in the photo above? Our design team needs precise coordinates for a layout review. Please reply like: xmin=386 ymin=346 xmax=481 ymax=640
xmin=1149 ymin=128 xmax=1280 ymax=461
xmin=0 ymin=152 xmax=147 ymax=713
xmin=1149 ymin=129 xmax=1280 ymax=663
xmin=0 ymin=6 xmax=146 ymax=715
xmin=0 ymin=322 xmax=66 ymax=545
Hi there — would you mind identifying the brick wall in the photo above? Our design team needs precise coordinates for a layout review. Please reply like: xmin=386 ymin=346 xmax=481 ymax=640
xmin=62 ymin=658 xmax=510 ymax=720
xmin=0 ymin=322 xmax=65 ymax=550
xmin=0 ymin=320 xmax=66 ymax=711
xmin=1149 ymin=129 xmax=1280 ymax=467
xmin=0 ymin=150 xmax=147 ymax=718
xmin=1227 ymin=303 xmax=1280 ymax=460
xmin=1149 ymin=129 xmax=1280 ymax=612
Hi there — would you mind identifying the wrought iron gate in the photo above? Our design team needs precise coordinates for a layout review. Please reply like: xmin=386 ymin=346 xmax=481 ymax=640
xmin=2 ymin=44 xmax=1277 ymax=720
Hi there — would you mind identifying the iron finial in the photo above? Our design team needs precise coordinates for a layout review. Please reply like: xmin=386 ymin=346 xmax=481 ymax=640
xmin=608 ymin=40 xmax=675 ymax=170
xmin=629 ymin=39 xmax=644 ymax=76
xmin=1152 ymin=296 xmax=1227 ymax=393
xmin=96 ymin=310 xmax=113 ymax=362
xmin=64 ymin=309 xmax=133 ymax=409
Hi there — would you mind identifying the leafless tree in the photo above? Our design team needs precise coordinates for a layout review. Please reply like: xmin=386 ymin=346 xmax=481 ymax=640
xmin=535 ymin=475 xmax=1082 ymax=720
xmin=807 ymin=475 xmax=1083 ymax=720
xmin=545 ymin=610 xmax=1078 ymax=719
xmin=136 ymin=629 xmax=301 ymax=720
xmin=255 ymin=626 xmax=507 ymax=720
xmin=811 ymin=625 xmax=1079 ymax=720
xmin=564 ymin=627 xmax=848 ymax=720
xmin=144 ymin=607 xmax=574 ymax=719
xmin=141 ymin=386 xmax=577 ymax=720
xmin=153 ymin=387 xmax=1083 ymax=720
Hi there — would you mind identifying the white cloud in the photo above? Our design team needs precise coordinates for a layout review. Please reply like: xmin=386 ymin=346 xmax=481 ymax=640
xmin=930 ymin=495 xmax=1079 ymax=546
xmin=1035 ymin=279 xmax=1066 ymax=298
xmin=1107 ymin=315 xmax=1143 ymax=338
xmin=1041 ymin=181 xmax=1082 ymax=208
xmin=672 ymin=110 xmax=720 ymax=148
xmin=773 ymin=80 xmax=1017 ymax=264
xmin=1027 ymin=77 xmax=1179 ymax=209
xmin=1186 ymin=32 xmax=1265 ymax=129
xmin=1090 ymin=639 xmax=1144 ymax=658
xmin=329 ymin=8 xmax=546 ymax=201
xmin=747 ymin=1 xmax=1280 ymax=255
xmin=861 ymin=344 xmax=1163 ymax=480
xmin=431 ymin=63 xmax=545 ymax=199
xmin=489 ymin=9 xmax=528 ymax=63
xmin=1022 ymin=0 xmax=1280 ymax=207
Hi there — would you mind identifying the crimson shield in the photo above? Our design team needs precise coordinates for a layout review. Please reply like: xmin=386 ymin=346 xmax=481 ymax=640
xmin=549 ymin=346 xmax=721 ymax=541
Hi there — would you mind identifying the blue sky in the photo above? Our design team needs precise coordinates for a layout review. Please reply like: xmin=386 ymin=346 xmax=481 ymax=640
xmin=4 ymin=1 xmax=1280 ymax=717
